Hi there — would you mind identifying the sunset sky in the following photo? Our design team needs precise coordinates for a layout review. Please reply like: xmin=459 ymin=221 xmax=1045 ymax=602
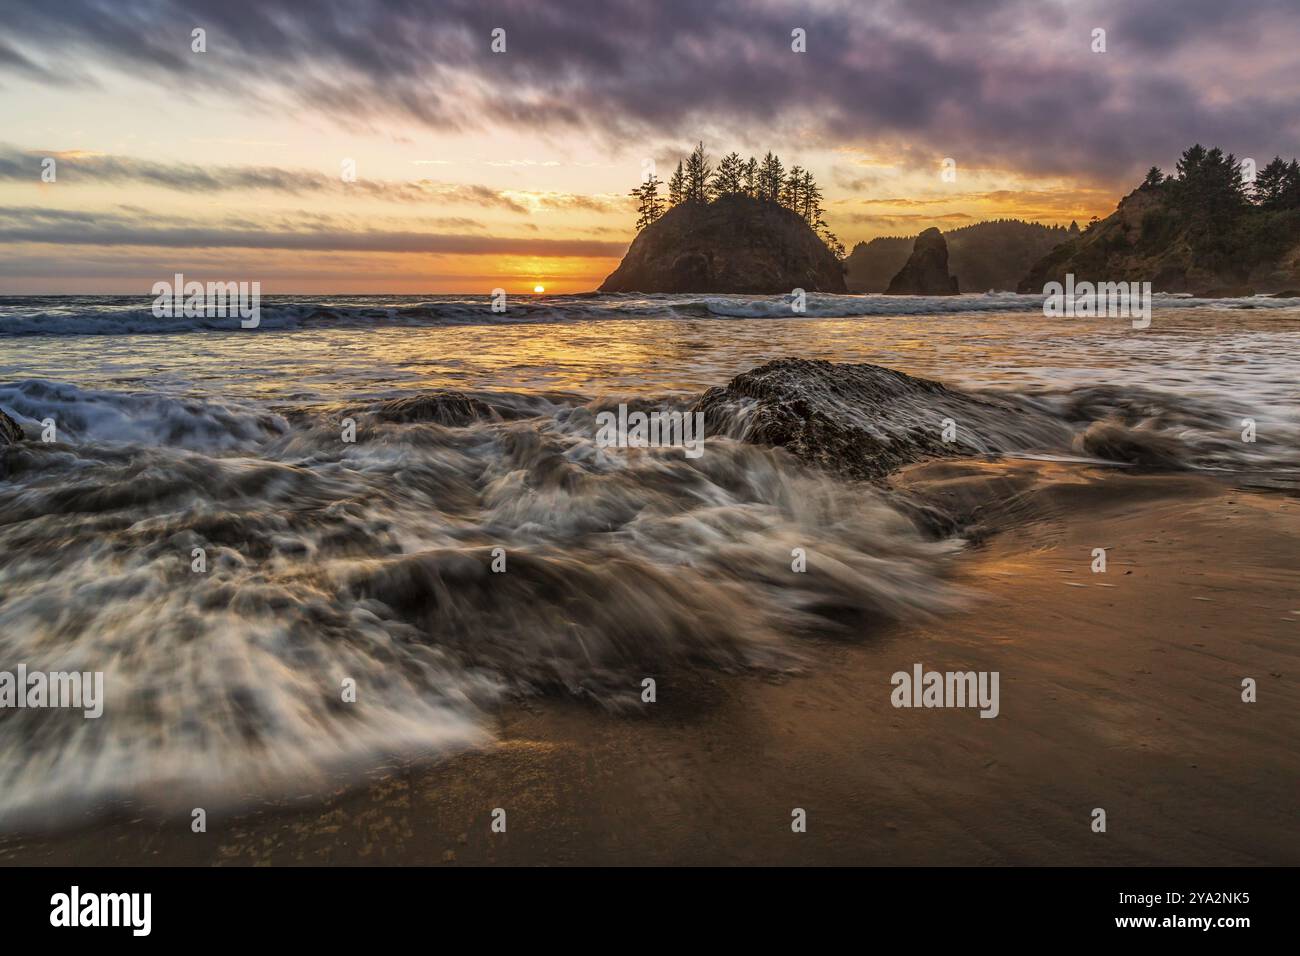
xmin=2 ymin=0 xmax=1297 ymax=293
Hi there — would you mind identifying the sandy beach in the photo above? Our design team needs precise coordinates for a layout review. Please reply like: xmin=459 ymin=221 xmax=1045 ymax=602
xmin=3 ymin=460 xmax=1294 ymax=866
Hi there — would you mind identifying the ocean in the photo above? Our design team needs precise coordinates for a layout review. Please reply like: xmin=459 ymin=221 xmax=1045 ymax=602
xmin=1 ymin=292 xmax=1297 ymax=826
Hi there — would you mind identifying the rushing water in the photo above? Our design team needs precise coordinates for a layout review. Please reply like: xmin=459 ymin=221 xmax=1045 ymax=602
xmin=1 ymin=293 xmax=1297 ymax=826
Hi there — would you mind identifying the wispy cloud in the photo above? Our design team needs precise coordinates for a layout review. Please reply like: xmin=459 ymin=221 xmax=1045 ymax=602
xmin=0 ymin=206 xmax=624 ymax=257
xmin=0 ymin=146 xmax=625 ymax=215
xmin=2 ymin=1 xmax=1296 ymax=181
xmin=842 ymin=212 xmax=974 ymax=228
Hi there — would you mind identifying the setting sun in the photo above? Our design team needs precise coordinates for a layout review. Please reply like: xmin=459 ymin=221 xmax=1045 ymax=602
xmin=533 ymin=285 xmax=545 ymax=293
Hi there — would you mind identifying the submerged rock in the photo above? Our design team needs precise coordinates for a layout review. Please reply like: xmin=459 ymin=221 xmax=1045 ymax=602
xmin=693 ymin=358 xmax=1071 ymax=481
xmin=598 ymin=194 xmax=847 ymax=294
xmin=1075 ymin=421 xmax=1188 ymax=469
xmin=885 ymin=227 xmax=959 ymax=295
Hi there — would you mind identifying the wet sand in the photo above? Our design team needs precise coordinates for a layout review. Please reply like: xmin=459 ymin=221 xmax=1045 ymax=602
xmin=3 ymin=462 xmax=1297 ymax=865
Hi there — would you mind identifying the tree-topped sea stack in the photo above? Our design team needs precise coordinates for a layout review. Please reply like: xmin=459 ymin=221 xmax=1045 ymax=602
xmin=600 ymin=143 xmax=848 ymax=294
xmin=600 ymin=193 xmax=847 ymax=294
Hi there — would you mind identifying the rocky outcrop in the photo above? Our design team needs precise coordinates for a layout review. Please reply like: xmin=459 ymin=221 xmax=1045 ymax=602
xmin=692 ymin=358 xmax=1070 ymax=481
xmin=1018 ymin=185 xmax=1300 ymax=293
xmin=598 ymin=194 xmax=847 ymax=294
xmin=884 ymin=228 xmax=959 ymax=295
xmin=845 ymin=220 xmax=1070 ymax=293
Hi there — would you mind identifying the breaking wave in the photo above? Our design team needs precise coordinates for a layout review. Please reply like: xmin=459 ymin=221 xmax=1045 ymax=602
xmin=0 ymin=376 xmax=958 ymax=825
xmin=3 ymin=291 xmax=1297 ymax=337
xmin=0 ymin=355 xmax=1294 ymax=827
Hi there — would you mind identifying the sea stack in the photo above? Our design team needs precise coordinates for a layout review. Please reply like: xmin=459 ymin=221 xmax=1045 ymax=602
xmin=598 ymin=194 xmax=847 ymax=294
xmin=885 ymin=227 xmax=959 ymax=295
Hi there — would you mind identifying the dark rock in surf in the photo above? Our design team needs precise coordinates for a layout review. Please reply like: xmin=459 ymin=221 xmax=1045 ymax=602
xmin=692 ymin=358 xmax=1070 ymax=481
xmin=0 ymin=407 xmax=24 ymax=480
xmin=362 ymin=392 xmax=503 ymax=426
xmin=0 ymin=408 xmax=23 ymax=447
xmin=885 ymin=227 xmax=959 ymax=295
xmin=1075 ymin=421 xmax=1188 ymax=469
xmin=598 ymin=194 xmax=848 ymax=294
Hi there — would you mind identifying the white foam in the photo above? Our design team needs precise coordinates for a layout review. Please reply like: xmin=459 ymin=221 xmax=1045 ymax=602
xmin=4 ymin=292 xmax=1295 ymax=337
xmin=0 ymin=380 xmax=288 ymax=450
